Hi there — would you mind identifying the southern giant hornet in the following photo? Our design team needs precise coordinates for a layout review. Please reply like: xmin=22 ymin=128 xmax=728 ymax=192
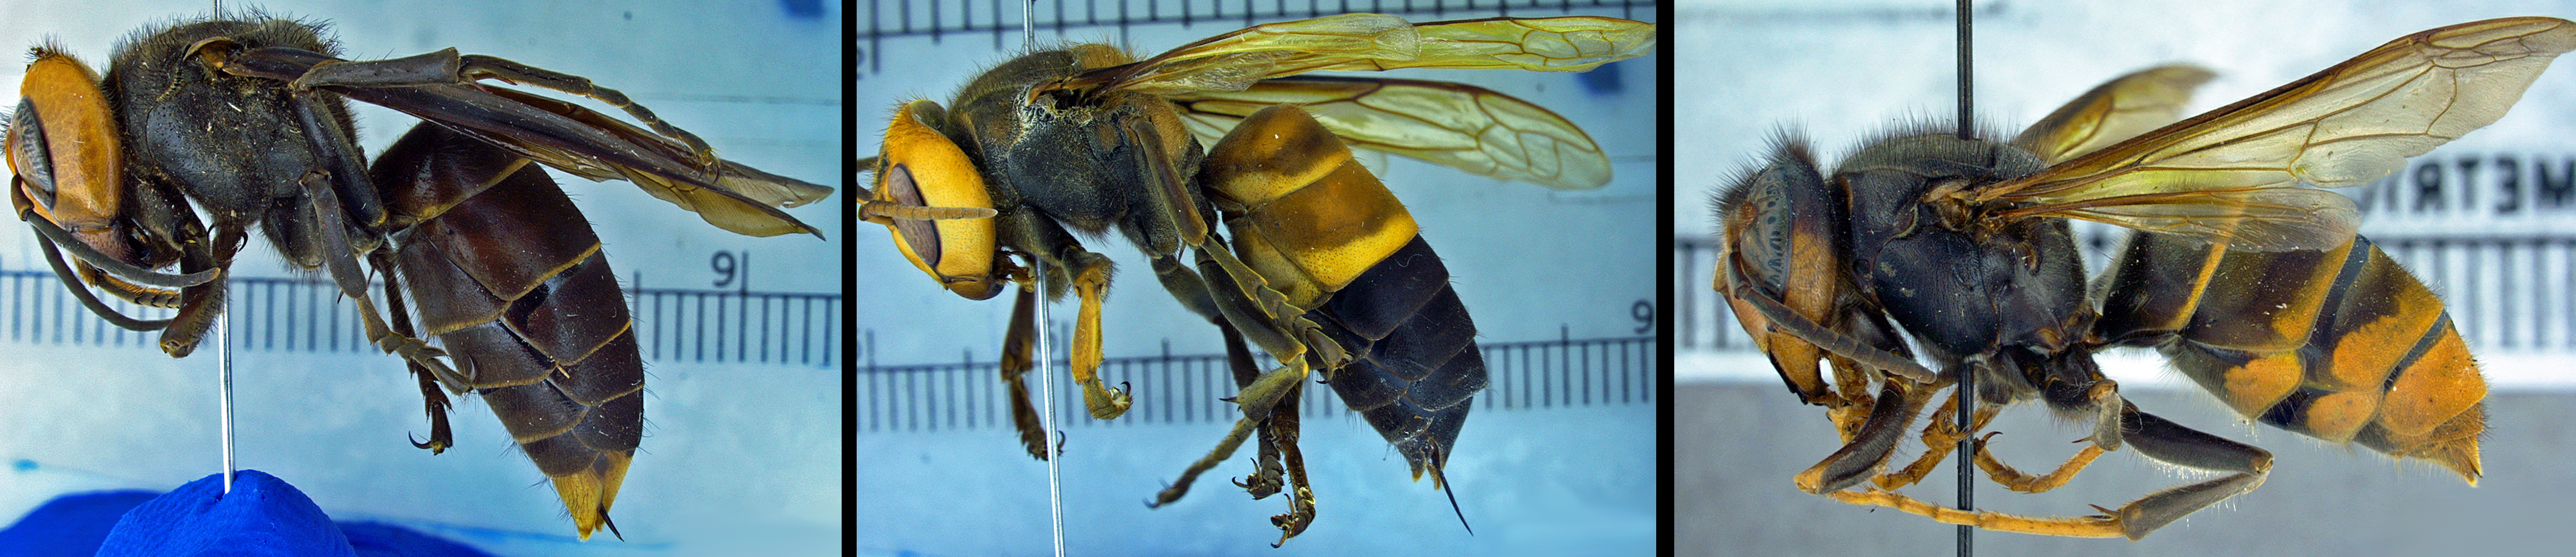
xmin=5 ymin=9 xmax=828 ymax=540
xmin=860 ymin=13 xmax=1653 ymax=544
xmin=1713 ymin=17 xmax=2571 ymax=539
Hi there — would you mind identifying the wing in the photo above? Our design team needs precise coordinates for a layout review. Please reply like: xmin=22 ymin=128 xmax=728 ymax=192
xmin=1168 ymin=76 xmax=1612 ymax=189
xmin=1058 ymin=14 xmax=1656 ymax=97
xmin=1974 ymin=17 xmax=2574 ymax=251
xmin=2012 ymin=64 xmax=2215 ymax=165
xmin=346 ymin=85 xmax=832 ymax=239
xmin=222 ymin=45 xmax=830 ymax=238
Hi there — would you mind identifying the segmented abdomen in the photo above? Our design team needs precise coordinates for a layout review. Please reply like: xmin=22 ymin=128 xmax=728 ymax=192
xmin=373 ymin=124 xmax=644 ymax=536
xmin=1201 ymin=104 xmax=1488 ymax=481
xmin=2096 ymin=232 xmax=2485 ymax=481
xmin=1309 ymin=237 xmax=1488 ymax=481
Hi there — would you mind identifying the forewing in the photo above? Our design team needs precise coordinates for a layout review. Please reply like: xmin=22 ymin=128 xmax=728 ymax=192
xmin=1980 ymin=17 xmax=2574 ymax=251
xmin=340 ymin=84 xmax=829 ymax=238
xmin=1085 ymin=14 xmax=1656 ymax=96
xmin=2012 ymin=64 xmax=2215 ymax=164
xmin=1169 ymin=76 xmax=1612 ymax=189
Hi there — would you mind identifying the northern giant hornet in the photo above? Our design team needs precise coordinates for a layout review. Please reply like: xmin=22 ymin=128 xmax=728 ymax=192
xmin=1713 ymin=17 xmax=2571 ymax=539
xmin=5 ymin=10 xmax=829 ymax=540
xmin=860 ymin=13 xmax=1654 ymax=544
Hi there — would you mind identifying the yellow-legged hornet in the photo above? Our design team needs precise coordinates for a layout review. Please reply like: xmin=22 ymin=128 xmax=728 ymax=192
xmin=1713 ymin=17 xmax=2569 ymax=539
xmin=861 ymin=13 xmax=1653 ymax=544
xmin=7 ymin=11 xmax=828 ymax=540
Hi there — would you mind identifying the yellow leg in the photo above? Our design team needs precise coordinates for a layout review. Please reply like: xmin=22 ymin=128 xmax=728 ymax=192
xmin=1819 ymin=357 xmax=1890 ymax=443
xmin=1823 ymin=396 xmax=2273 ymax=540
xmin=1974 ymin=432 xmax=2109 ymax=493
xmin=1824 ymin=489 xmax=2126 ymax=538
xmin=1873 ymin=393 xmax=1999 ymax=490
xmin=1068 ymin=258 xmax=1131 ymax=420
xmin=1793 ymin=382 xmax=1932 ymax=494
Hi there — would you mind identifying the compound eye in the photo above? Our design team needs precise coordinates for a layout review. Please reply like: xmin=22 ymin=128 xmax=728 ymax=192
xmin=881 ymin=162 xmax=943 ymax=267
xmin=9 ymin=97 xmax=58 ymax=211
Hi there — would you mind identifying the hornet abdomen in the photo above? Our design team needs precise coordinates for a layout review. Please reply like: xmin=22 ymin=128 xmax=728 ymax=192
xmin=1199 ymin=105 xmax=1488 ymax=480
xmin=372 ymin=123 xmax=646 ymax=538
xmin=2096 ymin=231 xmax=2485 ymax=480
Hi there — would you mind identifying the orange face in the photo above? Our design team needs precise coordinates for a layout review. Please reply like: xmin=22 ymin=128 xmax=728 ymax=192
xmin=870 ymin=99 xmax=1002 ymax=300
xmin=11 ymin=51 xmax=129 ymax=264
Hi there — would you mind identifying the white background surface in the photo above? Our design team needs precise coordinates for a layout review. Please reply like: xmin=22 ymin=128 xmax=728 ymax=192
xmin=0 ymin=1 xmax=840 ymax=555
